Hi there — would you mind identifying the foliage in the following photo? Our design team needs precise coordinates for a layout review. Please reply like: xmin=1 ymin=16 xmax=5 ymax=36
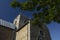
xmin=10 ymin=0 xmax=20 ymax=8
xmin=10 ymin=0 xmax=60 ymax=26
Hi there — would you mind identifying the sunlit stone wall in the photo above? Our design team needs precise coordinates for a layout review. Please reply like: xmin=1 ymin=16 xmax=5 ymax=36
xmin=16 ymin=24 xmax=28 ymax=40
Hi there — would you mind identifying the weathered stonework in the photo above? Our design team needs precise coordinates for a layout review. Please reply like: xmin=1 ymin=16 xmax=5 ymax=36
xmin=16 ymin=24 xmax=28 ymax=40
xmin=13 ymin=14 xmax=51 ymax=40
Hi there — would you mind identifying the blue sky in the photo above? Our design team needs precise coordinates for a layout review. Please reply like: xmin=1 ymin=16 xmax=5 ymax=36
xmin=0 ymin=0 xmax=60 ymax=40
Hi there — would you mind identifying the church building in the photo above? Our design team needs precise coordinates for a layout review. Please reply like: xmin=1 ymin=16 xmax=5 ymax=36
xmin=0 ymin=14 xmax=51 ymax=40
xmin=13 ymin=14 xmax=51 ymax=40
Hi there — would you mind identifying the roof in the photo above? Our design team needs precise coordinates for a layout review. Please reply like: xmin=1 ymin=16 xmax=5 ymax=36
xmin=0 ymin=19 xmax=16 ymax=30
xmin=13 ymin=14 xmax=29 ymax=30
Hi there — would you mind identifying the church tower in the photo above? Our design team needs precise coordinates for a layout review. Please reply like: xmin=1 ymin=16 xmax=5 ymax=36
xmin=13 ymin=14 xmax=51 ymax=40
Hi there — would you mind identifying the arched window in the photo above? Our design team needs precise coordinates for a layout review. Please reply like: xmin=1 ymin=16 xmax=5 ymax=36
xmin=38 ymin=31 xmax=43 ymax=40
xmin=40 ymin=31 xmax=43 ymax=36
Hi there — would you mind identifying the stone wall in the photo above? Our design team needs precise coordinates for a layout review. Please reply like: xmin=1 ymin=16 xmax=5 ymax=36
xmin=16 ymin=21 xmax=51 ymax=40
xmin=13 ymin=14 xmax=20 ymax=29
xmin=16 ymin=24 xmax=28 ymax=40
xmin=30 ymin=25 xmax=40 ymax=40
xmin=30 ymin=24 xmax=51 ymax=40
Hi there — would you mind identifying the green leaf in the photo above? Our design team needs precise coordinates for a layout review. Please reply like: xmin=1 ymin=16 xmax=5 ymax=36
xmin=10 ymin=0 xmax=60 ymax=24
xmin=10 ymin=1 xmax=20 ymax=8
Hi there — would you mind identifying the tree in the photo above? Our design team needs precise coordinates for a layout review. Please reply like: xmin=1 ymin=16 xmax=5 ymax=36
xmin=10 ymin=0 xmax=60 ymax=26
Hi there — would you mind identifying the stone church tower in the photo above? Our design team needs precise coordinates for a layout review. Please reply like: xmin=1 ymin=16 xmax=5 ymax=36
xmin=13 ymin=14 xmax=51 ymax=40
